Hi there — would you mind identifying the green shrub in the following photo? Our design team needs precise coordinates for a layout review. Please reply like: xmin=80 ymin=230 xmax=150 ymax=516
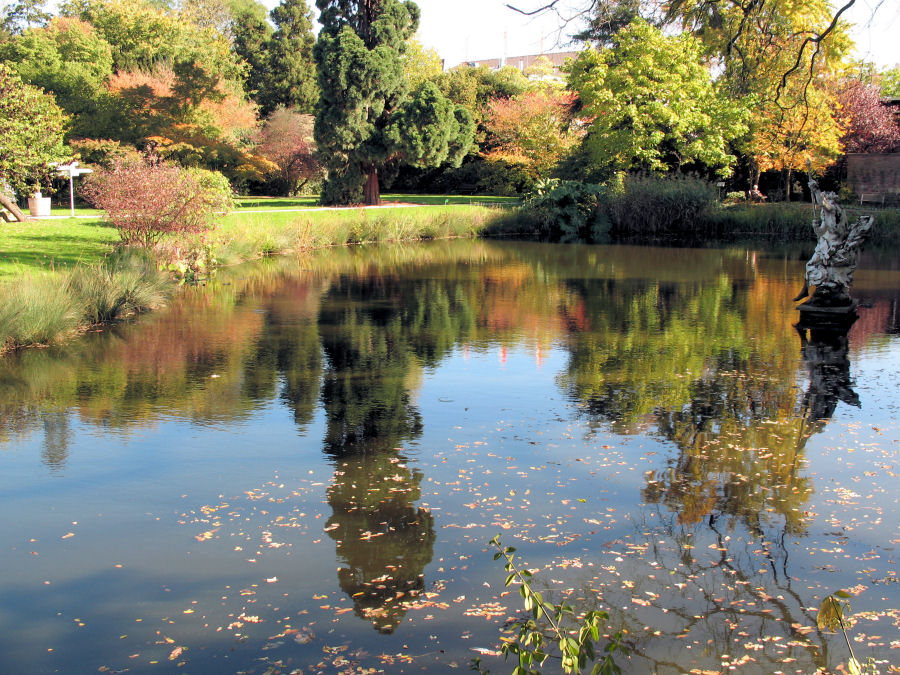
xmin=186 ymin=168 xmax=235 ymax=213
xmin=522 ymin=179 xmax=608 ymax=240
xmin=430 ymin=156 xmax=538 ymax=196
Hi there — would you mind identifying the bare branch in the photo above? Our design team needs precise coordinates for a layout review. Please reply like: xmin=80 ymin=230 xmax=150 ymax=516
xmin=505 ymin=1 xmax=562 ymax=16
xmin=775 ymin=0 xmax=857 ymax=103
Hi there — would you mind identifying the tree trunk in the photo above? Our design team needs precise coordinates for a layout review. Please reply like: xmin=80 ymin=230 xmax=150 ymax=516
xmin=0 ymin=192 xmax=26 ymax=222
xmin=364 ymin=168 xmax=380 ymax=206
xmin=783 ymin=168 xmax=793 ymax=202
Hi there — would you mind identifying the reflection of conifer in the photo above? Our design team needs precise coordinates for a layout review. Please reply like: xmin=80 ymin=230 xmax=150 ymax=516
xmin=326 ymin=453 xmax=435 ymax=633
xmin=317 ymin=276 xmax=435 ymax=631
xmin=318 ymin=277 xmax=423 ymax=456
xmin=41 ymin=411 xmax=71 ymax=472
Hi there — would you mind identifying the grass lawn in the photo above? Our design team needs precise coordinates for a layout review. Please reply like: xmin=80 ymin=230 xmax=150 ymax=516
xmin=0 ymin=218 xmax=117 ymax=281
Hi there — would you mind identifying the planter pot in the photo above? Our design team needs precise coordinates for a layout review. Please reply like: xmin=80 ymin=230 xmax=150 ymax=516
xmin=28 ymin=196 xmax=52 ymax=217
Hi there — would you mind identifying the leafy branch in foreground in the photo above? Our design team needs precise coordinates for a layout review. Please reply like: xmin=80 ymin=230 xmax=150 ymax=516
xmin=477 ymin=535 xmax=627 ymax=675
xmin=816 ymin=590 xmax=884 ymax=675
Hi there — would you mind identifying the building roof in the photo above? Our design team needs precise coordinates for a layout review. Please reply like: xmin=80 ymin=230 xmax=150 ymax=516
xmin=452 ymin=51 xmax=580 ymax=72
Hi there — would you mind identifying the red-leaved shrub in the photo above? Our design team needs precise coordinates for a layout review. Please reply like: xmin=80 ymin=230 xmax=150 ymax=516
xmin=83 ymin=159 xmax=231 ymax=247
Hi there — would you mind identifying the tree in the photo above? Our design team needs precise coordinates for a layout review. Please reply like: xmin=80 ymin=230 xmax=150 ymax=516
xmin=256 ymin=107 xmax=320 ymax=195
xmin=482 ymin=89 xmax=582 ymax=176
xmin=1 ymin=0 xmax=51 ymax=36
xmin=401 ymin=38 xmax=443 ymax=90
xmin=259 ymin=0 xmax=318 ymax=115
xmin=880 ymin=65 xmax=900 ymax=97
xmin=837 ymin=78 xmax=900 ymax=153
xmin=523 ymin=54 xmax=555 ymax=80
xmin=231 ymin=1 xmax=273 ymax=101
xmin=567 ymin=19 xmax=748 ymax=177
xmin=59 ymin=0 xmax=244 ymax=81
xmin=0 ymin=63 xmax=69 ymax=197
xmin=0 ymin=17 xmax=115 ymax=139
xmin=313 ymin=0 xmax=473 ymax=205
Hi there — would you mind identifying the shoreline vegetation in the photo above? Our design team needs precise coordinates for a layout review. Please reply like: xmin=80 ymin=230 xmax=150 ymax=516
xmin=2 ymin=194 xmax=899 ymax=354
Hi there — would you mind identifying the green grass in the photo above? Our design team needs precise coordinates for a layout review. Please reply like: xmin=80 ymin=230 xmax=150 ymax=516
xmin=0 ymin=218 xmax=118 ymax=281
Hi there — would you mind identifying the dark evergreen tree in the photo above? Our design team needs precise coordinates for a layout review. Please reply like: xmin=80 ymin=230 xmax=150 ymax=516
xmin=231 ymin=4 xmax=273 ymax=102
xmin=313 ymin=0 xmax=474 ymax=205
xmin=260 ymin=0 xmax=318 ymax=116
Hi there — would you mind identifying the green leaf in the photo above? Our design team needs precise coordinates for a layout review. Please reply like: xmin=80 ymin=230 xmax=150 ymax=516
xmin=817 ymin=596 xmax=842 ymax=630
xmin=847 ymin=657 xmax=862 ymax=675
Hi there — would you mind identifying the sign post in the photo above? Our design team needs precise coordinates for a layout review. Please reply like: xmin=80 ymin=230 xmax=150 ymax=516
xmin=55 ymin=162 xmax=93 ymax=218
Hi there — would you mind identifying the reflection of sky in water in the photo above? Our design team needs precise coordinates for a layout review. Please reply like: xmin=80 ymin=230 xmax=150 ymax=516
xmin=1 ymin=241 xmax=898 ymax=674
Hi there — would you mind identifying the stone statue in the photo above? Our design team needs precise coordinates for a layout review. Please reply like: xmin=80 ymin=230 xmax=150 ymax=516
xmin=793 ymin=174 xmax=873 ymax=308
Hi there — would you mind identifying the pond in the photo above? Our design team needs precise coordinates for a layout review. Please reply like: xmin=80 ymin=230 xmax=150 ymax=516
xmin=1 ymin=239 xmax=898 ymax=674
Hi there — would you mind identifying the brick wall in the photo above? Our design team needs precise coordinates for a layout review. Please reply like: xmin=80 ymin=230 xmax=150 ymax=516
xmin=845 ymin=153 xmax=900 ymax=203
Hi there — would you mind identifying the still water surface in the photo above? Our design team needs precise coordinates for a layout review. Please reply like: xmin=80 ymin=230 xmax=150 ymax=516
xmin=1 ymin=240 xmax=899 ymax=674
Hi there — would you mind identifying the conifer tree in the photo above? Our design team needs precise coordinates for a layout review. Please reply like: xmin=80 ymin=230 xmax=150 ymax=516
xmin=261 ymin=0 xmax=318 ymax=115
xmin=313 ymin=0 xmax=473 ymax=205
xmin=232 ymin=3 xmax=273 ymax=103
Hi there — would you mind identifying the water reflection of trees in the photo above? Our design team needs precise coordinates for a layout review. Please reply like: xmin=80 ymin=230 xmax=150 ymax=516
xmin=553 ymin=508 xmax=838 ymax=674
xmin=317 ymin=275 xmax=441 ymax=632
xmin=556 ymin=272 xmax=816 ymax=536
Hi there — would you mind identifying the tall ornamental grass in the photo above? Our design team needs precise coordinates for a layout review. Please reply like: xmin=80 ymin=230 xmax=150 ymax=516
xmin=605 ymin=175 xmax=719 ymax=238
xmin=0 ymin=249 xmax=170 ymax=352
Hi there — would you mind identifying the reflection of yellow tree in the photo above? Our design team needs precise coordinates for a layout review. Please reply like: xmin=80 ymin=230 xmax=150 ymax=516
xmin=557 ymin=265 xmax=816 ymax=532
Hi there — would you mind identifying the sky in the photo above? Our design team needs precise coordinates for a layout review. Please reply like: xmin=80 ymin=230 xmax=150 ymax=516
xmin=262 ymin=0 xmax=899 ymax=70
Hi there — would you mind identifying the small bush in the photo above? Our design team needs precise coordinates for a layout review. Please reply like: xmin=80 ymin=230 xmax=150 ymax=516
xmin=522 ymin=179 xmax=608 ymax=240
xmin=83 ymin=158 xmax=232 ymax=247
xmin=186 ymin=168 xmax=235 ymax=213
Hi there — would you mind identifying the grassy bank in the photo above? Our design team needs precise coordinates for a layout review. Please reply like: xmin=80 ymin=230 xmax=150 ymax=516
xmin=704 ymin=203 xmax=900 ymax=242
xmin=0 ymin=249 xmax=170 ymax=353
xmin=0 ymin=202 xmax=517 ymax=351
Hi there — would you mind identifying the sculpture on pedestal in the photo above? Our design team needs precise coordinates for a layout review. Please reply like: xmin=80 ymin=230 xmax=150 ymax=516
xmin=793 ymin=174 xmax=873 ymax=310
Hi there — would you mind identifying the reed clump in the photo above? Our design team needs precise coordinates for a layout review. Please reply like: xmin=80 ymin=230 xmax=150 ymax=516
xmin=0 ymin=249 xmax=170 ymax=353
xmin=605 ymin=175 xmax=719 ymax=238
